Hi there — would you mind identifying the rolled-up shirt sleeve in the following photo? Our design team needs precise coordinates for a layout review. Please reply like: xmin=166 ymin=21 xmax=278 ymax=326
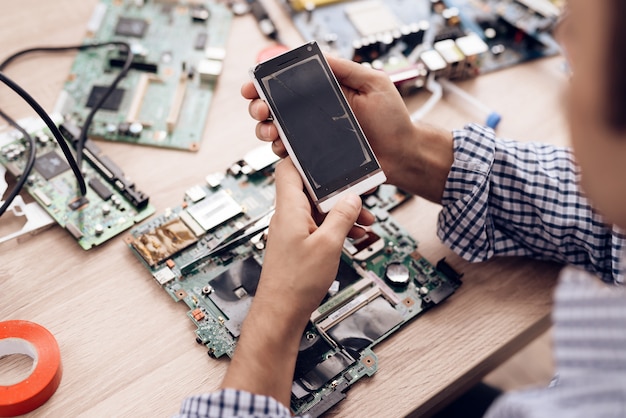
xmin=437 ymin=124 xmax=625 ymax=283
xmin=174 ymin=389 xmax=295 ymax=418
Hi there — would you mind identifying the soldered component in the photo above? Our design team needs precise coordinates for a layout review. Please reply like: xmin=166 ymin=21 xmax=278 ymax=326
xmin=115 ymin=17 xmax=149 ymax=38
xmin=126 ymin=73 xmax=163 ymax=125
xmin=185 ymin=185 xmax=207 ymax=203
xmin=344 ymin=231 xmax=384 ymax=261
xmin=68 ymin=196 xmax=89 ymax=211
xmin=434 ymin=39 xmax=465 ymax=78
xmin=34 ymin=151 xmax=70 ymax=180
xmin=194 ymin=33 xmax=208 ymax=50
xmin=442 ymin=7 xmax=461 ymax=26
xmin=191 ymin=308 xmax=205 ymax=321
xmin=88 ymin=177 xmax=113 ymax=201
xmin=186 ymin=189 xmax=242 ymax=232
xmin=152 ymin=267 xmax=176 ymax=285
xmin=86 ymin=2 xmax=107 ymax=35
xmin=197 ymin=59 xmax=223 ymax=83
xmin=32 ymin=189 xmax=52 ymax=207
xmin=242 ymin=144 xmax=280 ymax=173
xmin=66 ymin=222 xmax=83 ymax=240
xmin=384 ymin=262 xmax=410 ymax=288
xmin=190 ymin=5 xmax=210 ymax=22
xmin=86 ymin=86 xmax=125 ymax=111
xmin=420 ymin=49 xmax=447 ymax=74
xmin=131 ymin=218 xmax=198 ymax=266
xmin=205 ymin=172 xmax=225 ymax=188
xmin=166 ymin=68 xmax=189 ymax=133
xmin=60 ymin=122 xmax=150 ymax=210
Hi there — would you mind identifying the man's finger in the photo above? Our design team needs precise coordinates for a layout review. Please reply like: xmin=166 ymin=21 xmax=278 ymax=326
xmin=241 ymin=81 xmax=260 ymax=100
xmin=317 ymin=194 xmax=362 ymax=242
xmin=326 ymin=55 xmax=380 ymax=93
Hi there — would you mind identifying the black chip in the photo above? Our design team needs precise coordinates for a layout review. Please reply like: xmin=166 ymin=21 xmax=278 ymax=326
xmin=194 ymin=32 xmax=208 ymax=50
xmin=68 ymin=196 xmax=89 ymax=211
xmin=86 ymin=86 xmax=125 ymax=111
xmin=88 ymin=178 xmax=113 ymax=201
xmin=115 ymin=17 xmax=149 ymax=38
xmin=34 ymin=151 xmax=70 ymax=180
xmin=190 ymin=5 xmax=210 ymax=22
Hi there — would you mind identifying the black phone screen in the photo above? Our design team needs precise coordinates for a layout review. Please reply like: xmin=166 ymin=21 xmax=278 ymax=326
xmin=257 ymin=48 xmax=380 ymax=200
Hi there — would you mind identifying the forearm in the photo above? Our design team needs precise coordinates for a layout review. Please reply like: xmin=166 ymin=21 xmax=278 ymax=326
xmin=221 ymin=295 xmax=307 ymax=407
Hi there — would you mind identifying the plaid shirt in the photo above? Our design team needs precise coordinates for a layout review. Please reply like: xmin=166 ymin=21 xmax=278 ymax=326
xmin=174 ymin=125 xmax=626 ymax=418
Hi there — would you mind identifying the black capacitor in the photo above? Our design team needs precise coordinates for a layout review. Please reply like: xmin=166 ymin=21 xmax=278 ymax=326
xmin=117 ymin=122 xmax=131 ymax=135
xmin=351 ymin=39 xmax=365 ymax=63
xmin=376 ymin=32 xmax=394 ymax=55
xmin=403 ymin=22 xmax=425 ymax=50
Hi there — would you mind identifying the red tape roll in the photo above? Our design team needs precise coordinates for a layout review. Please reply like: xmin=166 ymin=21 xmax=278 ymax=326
xmin=0 ymin=320 xmax=62 ymax=417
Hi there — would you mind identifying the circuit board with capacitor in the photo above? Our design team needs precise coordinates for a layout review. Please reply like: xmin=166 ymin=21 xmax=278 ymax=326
xmin=58 ymin=0 xmax=232 ymax=151
xmin=0 ymin=116 xmax=155 ymax=249
xmin=126 ymin=144 xmax=463 ymax=417
xmin=281 ymin=0 xmax=563 ymax=92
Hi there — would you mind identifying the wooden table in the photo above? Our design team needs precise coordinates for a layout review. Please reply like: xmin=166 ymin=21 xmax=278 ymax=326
xmin=0 ymin=1 xmax=568 ymax=416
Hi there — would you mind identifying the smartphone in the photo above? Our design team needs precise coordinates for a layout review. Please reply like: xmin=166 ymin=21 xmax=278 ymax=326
xmin=250 ymin=41 xmax=386 ymax=213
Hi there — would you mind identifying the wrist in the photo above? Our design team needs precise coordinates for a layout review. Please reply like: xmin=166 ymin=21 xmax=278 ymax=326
xmin=221 ymin=295 xmax=307 ymax=406
xmin=387 ymin=122 xmax=454 ymax=204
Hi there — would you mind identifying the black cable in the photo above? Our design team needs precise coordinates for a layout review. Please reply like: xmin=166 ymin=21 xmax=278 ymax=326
xmin=0 ymin=41 xmax=134 ymax=196
xmin=75 ymin=41 xmax=133 ymax=170
xmin=0 ymin=42 xmax=129 ymax=71
xmin=0 ymin=45 xmax=89 ymax=71
xmin=0 ymin=109 xmax=36 ymax=217
xmin=0 ymin=71 xmax=87 ymax=195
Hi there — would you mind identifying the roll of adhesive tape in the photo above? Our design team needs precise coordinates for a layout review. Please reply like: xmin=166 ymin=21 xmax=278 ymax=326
xmin=0 ymin=320 xmax=62 ymax=417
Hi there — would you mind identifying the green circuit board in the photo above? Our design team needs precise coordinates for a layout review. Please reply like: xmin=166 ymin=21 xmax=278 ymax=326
xmin=127 ymin=146 xmax=462 ymax=417
xmin=0 ymin=116 xmax=155 ymax=249
xmin=59 ymin=0 xmax=232 ymax=151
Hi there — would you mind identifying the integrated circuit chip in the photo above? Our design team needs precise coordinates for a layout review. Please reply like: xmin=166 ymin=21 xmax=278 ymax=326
xmin=34 ymin=151 xmax=70 ymax=180
xmin=86 ymin=86 xmax=125 ymax=111
xmin=88 ymin=177 xmax=113 ymax=201
xmin=114 ymin=17 xmax=149 ymax=38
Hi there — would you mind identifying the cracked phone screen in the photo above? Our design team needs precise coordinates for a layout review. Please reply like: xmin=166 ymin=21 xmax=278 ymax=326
xmin=260 ymin=55 xmax=379 ymax=199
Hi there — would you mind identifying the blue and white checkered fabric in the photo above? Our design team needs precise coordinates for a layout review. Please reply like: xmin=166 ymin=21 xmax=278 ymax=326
xmin=438 ymin=124 xmax=625 ymax=284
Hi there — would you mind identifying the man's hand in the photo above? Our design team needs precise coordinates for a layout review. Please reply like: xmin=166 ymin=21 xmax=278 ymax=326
xmin=221 ymin=158 xmax=365 ymax=407
xmin=242 ymin=55 xmax=454 ymax=203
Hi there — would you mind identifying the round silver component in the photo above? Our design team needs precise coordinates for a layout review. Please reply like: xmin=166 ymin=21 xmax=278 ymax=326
xmin=385 ymin=262 xmax=410 ymax=287
xmin=129 ymin=122 xmax=143 ymax=136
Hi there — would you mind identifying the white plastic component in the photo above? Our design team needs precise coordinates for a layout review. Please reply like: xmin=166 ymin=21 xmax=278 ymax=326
xmin=0 ymin=166 xmax=55 ymax=245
